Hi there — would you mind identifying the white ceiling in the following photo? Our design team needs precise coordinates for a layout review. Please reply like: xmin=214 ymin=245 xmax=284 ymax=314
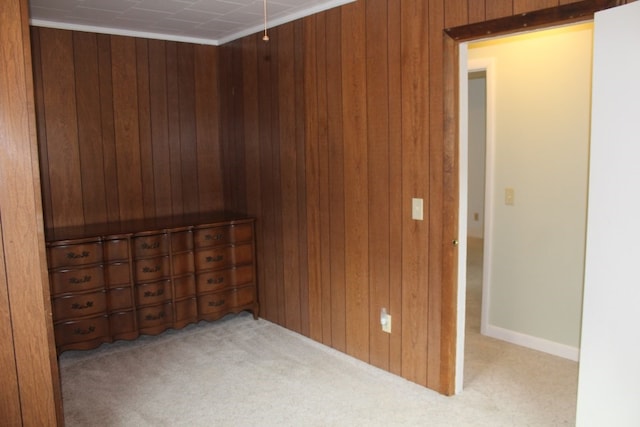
xmin=29 ymin=0 xmax=355 ymax=46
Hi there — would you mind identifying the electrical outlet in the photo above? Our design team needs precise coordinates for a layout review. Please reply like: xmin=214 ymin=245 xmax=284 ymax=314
xmin=380 ymin=308 xmax=392 ymax=334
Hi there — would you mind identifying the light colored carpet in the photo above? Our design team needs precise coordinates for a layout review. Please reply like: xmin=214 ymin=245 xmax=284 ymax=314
xmin=59 ymin=238 xmax=578 ymax=426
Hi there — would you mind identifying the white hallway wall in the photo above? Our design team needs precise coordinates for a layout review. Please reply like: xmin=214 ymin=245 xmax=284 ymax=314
xmin=468 ymin=23 xmax=593 ymax=356
xmin=467 ymin=73 xmax=486 ymax=239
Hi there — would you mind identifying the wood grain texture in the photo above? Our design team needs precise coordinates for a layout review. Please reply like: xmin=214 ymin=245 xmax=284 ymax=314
xmin=32 ymin=29 xmax=224 ymax=230
xmin=31 ymin=0 xmax=599 ymax=398
xmin=216 ymin=0 xmax=598 ymax=395
xmin=341 ymin=0 xmax=370 ymax=362
xmin=366 ymin=0 xmax=391 ymax=371
xmin=1 ymin=0 xmax=63 ymax=423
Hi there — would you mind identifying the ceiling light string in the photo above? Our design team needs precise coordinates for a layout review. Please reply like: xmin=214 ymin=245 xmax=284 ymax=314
xmin=262 ymin=0 xmax=269 ymax=42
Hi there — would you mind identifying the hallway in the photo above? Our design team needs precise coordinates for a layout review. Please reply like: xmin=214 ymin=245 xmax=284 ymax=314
xmin=463 ymin=237 xmax=579 ymax=424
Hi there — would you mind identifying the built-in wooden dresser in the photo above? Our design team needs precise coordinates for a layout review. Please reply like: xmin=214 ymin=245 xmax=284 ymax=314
xmin=46 ymin=213 xmax=258 ymax=353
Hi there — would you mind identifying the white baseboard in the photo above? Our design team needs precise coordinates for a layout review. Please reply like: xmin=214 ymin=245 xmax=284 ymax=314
xmin=483 ymin=324 xmax=580 ymax=361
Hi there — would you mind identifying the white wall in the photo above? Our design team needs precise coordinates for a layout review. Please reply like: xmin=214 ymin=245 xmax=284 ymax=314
xmin=577 ymin=2 xmax=640 ymax=424
xmin=468 ymin=23 xmax=593 ymax=355
xmin=467 ymin=73 xmax=486 ymax=239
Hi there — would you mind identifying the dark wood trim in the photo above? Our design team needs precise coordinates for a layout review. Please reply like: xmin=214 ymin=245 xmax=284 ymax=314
xmin=444 ymin=0 xmax=623 ymax=41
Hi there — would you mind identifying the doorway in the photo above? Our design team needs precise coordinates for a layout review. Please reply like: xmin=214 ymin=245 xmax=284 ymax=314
xmin=458 ymin=22 xmax=594 ymax=393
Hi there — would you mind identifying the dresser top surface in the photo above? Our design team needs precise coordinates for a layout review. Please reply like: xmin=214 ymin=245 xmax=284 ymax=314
xmin=45 ymin=211 xmax=254 ymax=243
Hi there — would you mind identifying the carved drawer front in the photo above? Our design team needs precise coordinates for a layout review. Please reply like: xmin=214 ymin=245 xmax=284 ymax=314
xmin=196 ymin=265 xmax=254 ymax=294
xmin=174 ymin=275 xmax=196 ymax=299
xmin=50 ymin=265 xmax=104 ymax=295
xmin=171 ymin=230 xmax=193 ymax=252
xmin=104 ymin=238 xmax=130 ymax=262
xmin=108 ymin=287 xmax=133 ymax=311
xmin=133 ymin=234 xmax=168 ymax=258
xmin=194 ymin=243 xmax=253 ymax=270
xmin=137 ymin=302 xmax=173 ymax=329
xmin=109 ymin=311 xmax=137 ymax=338
xmin=105 ymin=262 xmax=131 ymax=288
xmin=175 ymin=298 xmax=197 ymax=322
xmin=54 ymin=315 xmax=109 ymax=346
xmin=197 ymin=286 xmax=255 ymax=316
xmin=134 ymin=256 xmax=169 ymax=282
xmin=136 ymin=280 xmax=172 ymax=306
xmin=194 ymin=226 xmax=230 ymax=248
xmin=53 ymin=291 xmax=107 ymax=321
xmin=48 ymin=242 xmax=103 ymax=268
xmin=229 ymin=223 xmax=253 ymax=244
xmin=172 ymin=251 xmax=195 ymax=276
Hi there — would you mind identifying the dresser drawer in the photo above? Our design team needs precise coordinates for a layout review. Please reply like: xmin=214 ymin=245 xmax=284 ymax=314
xmin=137 ymin=303 xmax=173 ymax=329
xmin=136 ymin=280 xmax=172 ymax=306
xmin=133 ymin=233 xmax=168 ymax=258
xmin=193 ymin=223 xmax=253 ymax=248
xmin=175 ymin=298 xmax=197 ymax=322
xmin=53 ymin=291 xmax=107 ymax=321
xmin=48 ymin=242 xmax=103 ymax=268
xmin=174 ymin=275 xmax=196 ymax=299
xmin=171 ymin=230 xmax=193 ymax=252
xmin=197 ymin=286 xmax=255 ymax=316
xmin=50 ymin=265 xmax=104 ymax=295
xmin=109 ymin=310 xmax=137 ymax=338
xmin=134 ymin=256 xmax=169 ymax=282
xmin=54 ymin=315 xmax=109 ymax=346
xmin=194 ymin=243 xmax=253 ymax=270
xmin=108 ymin=287 xmax=134 ymax=311
xmin=104 ymin=238 xmax=130 ymax=262
xmin=196 ymin=265 xmax=254 ymax=293
xmin=105 ymin=262 xmax=131 ymax=288
xmin=173 ymin=251 xmax=194 ymax=276
xmin=194 ymin=226 xmax=230 ymax=248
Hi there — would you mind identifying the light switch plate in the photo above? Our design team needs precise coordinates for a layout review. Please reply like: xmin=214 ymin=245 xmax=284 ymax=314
xmin=412 ymin=198 xmax=424 ymax=220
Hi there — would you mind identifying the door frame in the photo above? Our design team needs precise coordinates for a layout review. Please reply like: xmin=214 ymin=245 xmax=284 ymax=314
xmin=442 ymin=0 xmax=624 ymax=394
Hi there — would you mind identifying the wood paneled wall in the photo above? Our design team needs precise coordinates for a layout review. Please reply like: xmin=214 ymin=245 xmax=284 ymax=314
xmin=0 ymin=0 xmax=63 ymax=424
xmin=219 ymin=0 xmax=593 ymax=395
xmin=31 ymin=28 xmax=224 ymax=230
xmin=29 ymin=0 xmax=611 ymax=399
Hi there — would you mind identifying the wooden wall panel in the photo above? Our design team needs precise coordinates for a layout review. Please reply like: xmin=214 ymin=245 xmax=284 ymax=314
xmin=219 ymin=0 xmax=593 ymax=396
xmin=341 ymin=0 xmax=370 ymax=363
xmin=325 ymin=8 xmax=347 ymax=354
xmin=38 ymin=28 xmax=83 ymax=229
xmin=73 ymin=32 xmax=109 ymax=225
xmin=399 ymin=0 xmax=430 ymax=386
xmin=136 ymin=39 xmax=156 ymax=218
xmin=111 ymin=36 xmax=145 ymax=221
xmin=32 ymin=29 xmax=225 ymax=230
xmin=29 ymin=0 xmax=597 ymax=399
xmin=1 ymin=0 xmax=62 ymax=423
xmin=387 ymin=0 xmax=404 ymax=378
xmin=486 ymin=0 xmax=514 ymax=19
xmin=366 ymin=0 xmax=391 ymax=371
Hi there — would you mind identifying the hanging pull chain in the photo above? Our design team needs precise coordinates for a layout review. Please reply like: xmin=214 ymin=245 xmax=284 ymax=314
xmin=262 ymin=0 xmax=270 ymax=41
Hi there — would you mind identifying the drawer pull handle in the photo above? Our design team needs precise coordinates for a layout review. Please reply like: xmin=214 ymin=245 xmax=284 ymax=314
xmin=73 ymin=325 xmax=96 ymax=335
xmin=66 ymin=251 xmax=90 ymax=260
xmin=204 ymin=234 xmax=224 ymax=241
xmin=68 ymin=275 xmax=92 ymax=284
xmin=143 ymin=289 xmax=164 ymax=298
xmin=142 ymin=265 xmax=161 ymax=273
xmin=208 ymin=299 xmax=225 ymax=307
xmin=207 ymin=277 xmax=224 ymax=285
xmin=205 ymin=255 xmax=223 ymax=263
xmin=71 ymin=301 xmax=94 ymax=310
xmin=141 ymin=242 xmax=161 ymax=250
xmin=145 ymin=312 xmax=166 ymax=321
